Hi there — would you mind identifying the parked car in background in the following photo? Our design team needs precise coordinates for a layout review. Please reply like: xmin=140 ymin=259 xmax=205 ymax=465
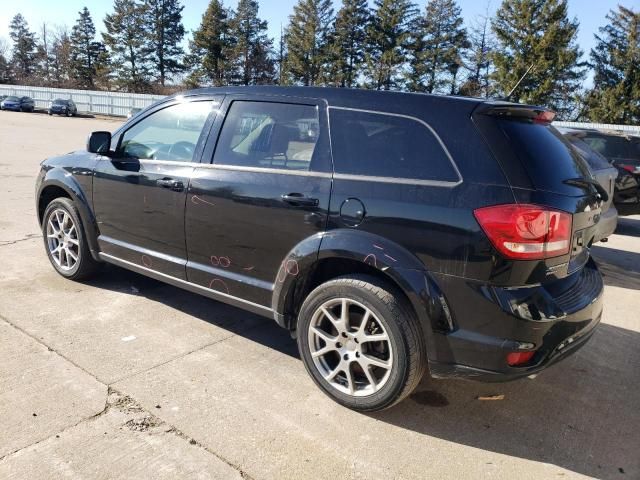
xmin=48 ymin=99 xmax=77 ymax=117
xmin=564 ymin=129 xmax=640 ymax=216
xmin=0 ymin=96 xmax=35 ymax=112
xmin=576 ymin=129 xmax=640 ymax=179
xmin=127 ymin=107 xmax=142 ymax=119
xmin=0 ymin=95 xmax=8 ymax=103
xmin=36 ymin=87 xmax=604 ymax=411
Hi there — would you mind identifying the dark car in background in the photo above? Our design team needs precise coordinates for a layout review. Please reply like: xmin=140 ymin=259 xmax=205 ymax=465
xmin=564 ymin=129 xmax=640 ymax=216
xmin=35 ymin=87 xmax=604 ymax=411
xmin=48 ymin=99 xmax=77 ymax=117
xmin=1 ymin=96 xmax=35 ymax=112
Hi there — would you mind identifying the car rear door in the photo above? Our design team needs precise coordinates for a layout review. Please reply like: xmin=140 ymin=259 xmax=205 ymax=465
xmin=93 ymin=96 xmax=221 ymax=279
xmin=184 ymin=95 xmax=333 ymax=309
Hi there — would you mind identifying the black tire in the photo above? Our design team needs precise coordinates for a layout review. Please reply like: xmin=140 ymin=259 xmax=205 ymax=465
xmin=297 ymin=275 xmax=426 ymax=411
xmin=42 ymin=197 xmax=100 ymax=280
xmin=66 ymin=109 xmax=71 ymax=117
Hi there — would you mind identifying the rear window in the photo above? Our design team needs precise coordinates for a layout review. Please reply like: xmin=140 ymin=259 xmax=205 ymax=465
xmin=498 ymin=120 xmax=591 ymax=194
xmin=565 ymin=136 xmax=612 ymax=170
xmin=329 ymin=108 xmax=460 ymax=183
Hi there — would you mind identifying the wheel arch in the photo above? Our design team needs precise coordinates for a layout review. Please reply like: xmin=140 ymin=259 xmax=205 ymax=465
xmin=37 ymin=171 xmax=100 ymax=261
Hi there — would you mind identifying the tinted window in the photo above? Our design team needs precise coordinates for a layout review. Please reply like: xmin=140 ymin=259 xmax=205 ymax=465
xmin=582 ymin=134 xmax=639 ymax=161
xmin=565 ymin=136 xmax=612 ymax=170
xmin=329 ymin=109 xmax=459 ymax=182
xmin=498 ymin=121 xmax=591 ymax=194
xmin=119 ymin=100 xmax=214 ymax=162
xmin=5 ymin=96 xmax=19 ymax=101
xmin=214 ymin=101 xmax=319 ymax=171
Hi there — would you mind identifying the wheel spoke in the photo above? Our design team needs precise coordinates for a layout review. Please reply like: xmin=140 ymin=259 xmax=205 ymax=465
xmin=362 ymin=354 xmax=391 ymax=370
xmin=48 ymin=219 xmax=59 ymax=235
xmin=340 ymin=298 xmax=349 ymax=329
xmin=357 ymin=310 xmax=371 ymax=333
xmin=362 ymin=333 xmax=389 ymax=343
xmin=320 ymin=307 xmax=340 ymax=329
xmin=344 ymin=363 xmax=355 ymax=395
xmin=67 ymin=238 xmax=79 ymax=246
xmin=324 ymin=364 xmax=341 ymax=382
xmin=360 ymin=361 xmax=378 ymax=389
xmin=311 ymin=345 xmax=333 ymax=358
xmin=311 ymin=326 xmax=336 ymax=345
xmin=66 ymin=248 xmax=78 ymax=262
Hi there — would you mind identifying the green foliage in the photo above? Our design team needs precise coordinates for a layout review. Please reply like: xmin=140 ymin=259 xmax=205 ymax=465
xmin=459 ymin=9 xmax=495 ymax=98
xmin=491 ymin=0 xmax=586 ymax=118
xmin=9 ymin=14 xmax=38 ymax=81
xmin=284 ymin=0 xmax=334 ymax=86
xmin=70 ymin=7 xmax=108 ymax=89
xmin=407 ymin=0 xmax=468 ymax=94
xmin=328 ymin=0 xmax=371 ymax=88
xmin=145 ymin=0 xmax=186 ymax=86
xmin=103 ymin=0 xmax=152 ymax=92
xmin=584 ymin=6 xmax=640 ymax=124
xmin=364 ymin=0 xmax=416 ymax=90
xmin=227 ymin=0 xmax=275 ymax=85
xmin=186 ymin=0 xmax=232 ymax=87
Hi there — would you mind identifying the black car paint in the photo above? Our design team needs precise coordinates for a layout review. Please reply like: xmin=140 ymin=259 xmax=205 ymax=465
xmin=36 ymin=86 xmax=604 ymax=381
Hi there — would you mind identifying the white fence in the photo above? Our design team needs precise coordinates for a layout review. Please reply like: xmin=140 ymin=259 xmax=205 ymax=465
xmin=0 ymin=84 xmax=165 ymax=117
xmin=553 ymin=121 xmax=640 ymax=135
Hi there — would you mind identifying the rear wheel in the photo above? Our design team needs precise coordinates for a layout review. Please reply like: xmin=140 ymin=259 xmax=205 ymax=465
xmin=42 ymin=197 xmax=100 ymax=280
xmin=297 ymin=275 xmax=426 ymax=411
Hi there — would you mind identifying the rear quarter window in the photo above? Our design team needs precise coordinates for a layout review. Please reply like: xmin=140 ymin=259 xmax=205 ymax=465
xmin=329 ymin=108 xmax=460 ymax=183
xmin=565 ymin=136 xmax=612 ymax=171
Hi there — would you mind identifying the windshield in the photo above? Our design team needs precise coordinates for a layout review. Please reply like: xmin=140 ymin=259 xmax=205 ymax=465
xmin=5 ymin=96 xmax=19 ymax=101
xmin=52 ymin=99 xmax=67 ymax=105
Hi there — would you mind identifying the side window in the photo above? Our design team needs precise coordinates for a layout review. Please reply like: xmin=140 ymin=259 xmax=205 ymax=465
xmin=329 ymin=108 xmax=459 ymax=182
xmin=567 ymin=137 xmax=611 ymax=170
xmin=119 ymin=100 xmax=215 ymax=162
xmin=213 ymin=101 xmax=320 ymax=171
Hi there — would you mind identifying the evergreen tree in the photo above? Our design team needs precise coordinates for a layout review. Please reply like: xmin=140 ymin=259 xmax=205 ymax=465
xmin=70 ymin=7 xmax=107 ymax=89
xmin=227 ymin=0 xmax=275 ymax=85
xmin=36 ymin=23 xmax=52 ymax=85
xmin=186 ymin=0 xmax=232 ymax=87
xmin=329 ymin=0 xmax=370 ymax=88
xmin=407 ymin=0 xmax=468 ymax=94
xmin=364 ymin=0 xmax=416 ymax=90
xmin=8 ymin=14 xmax=38 ymax=82
xmin=491 ymin=0 xmax=586 ymax=117
xmin=584 ymin=6 xmax=640 ymax=124
xmin=459 ymin=7 xmax=495 ymax=98
xmin=144 ymin=0 xmax=186 ymax=86
xmin=103 ymin=0 xmax=152 ymax=92
xmin=0 ymin=37 xmax=10 ymax=83
xmin=284 ymin=0 xmax=334 ymax=86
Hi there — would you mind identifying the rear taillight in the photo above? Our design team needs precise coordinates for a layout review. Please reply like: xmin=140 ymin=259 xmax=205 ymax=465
xmin=506 ymin=351 xmax=535 ymax=366
xmin=474 ymin=204 xmax=572 ymax=260
xmin=620 ymin=164 xmax=638 ymax=173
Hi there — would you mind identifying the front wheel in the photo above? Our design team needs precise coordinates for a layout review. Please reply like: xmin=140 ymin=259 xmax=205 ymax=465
xmin=297 ymin=275 xmax=426 ymax=411
xmin=42 ymin=197 xmax=100 ymax=280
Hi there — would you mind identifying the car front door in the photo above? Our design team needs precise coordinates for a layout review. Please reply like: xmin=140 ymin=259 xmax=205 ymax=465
xmin=185 ymin=96 xmax=333 ymax=308
xmin=93 ymin=97 xmax=221 ymax=279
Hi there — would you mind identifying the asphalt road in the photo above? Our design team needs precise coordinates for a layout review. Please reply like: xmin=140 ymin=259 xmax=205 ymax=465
xmin=0 ymin=110 xmax=639 ymax=480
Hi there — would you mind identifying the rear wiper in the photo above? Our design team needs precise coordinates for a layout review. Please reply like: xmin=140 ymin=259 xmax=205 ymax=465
xmin=563 ymin=177 xmax=609 ymax=203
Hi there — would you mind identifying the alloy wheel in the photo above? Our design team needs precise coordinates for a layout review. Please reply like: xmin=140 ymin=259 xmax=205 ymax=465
xmin=307 ymin=298 xmax=393 ymax=397
xmin=46 ymin=208 xmax=80 ymax=271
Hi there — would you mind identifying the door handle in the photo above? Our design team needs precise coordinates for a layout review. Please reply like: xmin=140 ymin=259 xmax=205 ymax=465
xmin=281 ymin=193 xmax=319 ymax=207
xmin=156 ymin=178 xmax=184 ymax=191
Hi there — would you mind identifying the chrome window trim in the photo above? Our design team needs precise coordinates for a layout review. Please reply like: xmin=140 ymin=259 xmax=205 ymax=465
xmin=198 ymin=163 xmax=333 ymax=177
xmin=98 ymin=252 xmax=274 ymax=314
xmin=328 ymin=106 xmax=463 ymax=187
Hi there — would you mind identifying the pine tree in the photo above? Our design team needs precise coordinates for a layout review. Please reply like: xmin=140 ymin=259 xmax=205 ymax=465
xmin=329 ymin=0 xmax=370 ymax=88
xmin=364 ymin=0 xmax=416 ymax=90
xmin=407 ymin=0 xmax=468 ymax=94
xmin=186 ymin=0 xmax=232 ymax=87
xmin=70 ymin=7 xmax=108 ymax=89
xmin=584 ymin=6 xmax=640 ymax=124
xmin=144 ymin=0 xmax=186 ymax=86
xmin=227 ymin=0 xmax=275 ymax=85
xmin=491 ymin=0 xmax=586 ymax=117
xmin=459 ymin=7 xmax=495 ymax=98
xmin=8 ymin=14 xmax=38 ymax=82
xmin=284 ymin=0 xmax=334 ymax=86
xmin=103 ymin=0 xmax=152 ymax=92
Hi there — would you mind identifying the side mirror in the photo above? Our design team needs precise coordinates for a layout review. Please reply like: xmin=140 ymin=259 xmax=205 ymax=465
xmin=87 ymin=131 xmax=112 ymax=154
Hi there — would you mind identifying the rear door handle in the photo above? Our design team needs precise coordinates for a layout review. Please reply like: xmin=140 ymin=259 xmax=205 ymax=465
xmin=281 ymin=193 xmax=319 ymax=207
xmin=156 ymin=178 xmax=184 ymax=191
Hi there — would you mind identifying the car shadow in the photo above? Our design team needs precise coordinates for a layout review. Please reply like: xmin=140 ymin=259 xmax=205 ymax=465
xmin=591 ymin=244 xmax=640 ymax=290
xmin=84 ymin=263 xmax=638 ymax=479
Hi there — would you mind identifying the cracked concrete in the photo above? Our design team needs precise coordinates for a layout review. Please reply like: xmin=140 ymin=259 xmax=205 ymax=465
xmin=1 ymin=109 xmax=639 ymax=480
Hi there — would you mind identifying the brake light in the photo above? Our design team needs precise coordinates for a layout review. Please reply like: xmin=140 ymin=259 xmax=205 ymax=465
xmin=506 ymin=351 xmax=535 ymax=366
xmin=620 ymin=164 xmax=637 ymax=173
xmin=474 ymin=204 xmax=572 ymax=260
xmin=533 ymin=110 xmax=555 ymax=124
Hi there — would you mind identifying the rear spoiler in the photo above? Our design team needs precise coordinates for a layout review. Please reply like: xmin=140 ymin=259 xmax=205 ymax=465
xmin=474 ymin=102 xmax=556 ymax=125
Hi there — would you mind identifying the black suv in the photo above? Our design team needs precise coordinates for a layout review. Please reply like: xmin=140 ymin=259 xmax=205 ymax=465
xmin=36 ymin=87 xmax=604 ymax=411
xmin=48 ymin=98 xmax=78 ymax=117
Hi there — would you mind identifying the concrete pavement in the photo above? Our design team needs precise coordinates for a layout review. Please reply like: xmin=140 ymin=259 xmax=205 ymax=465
xmin=0 ymin=110 xmax=638 ymax=479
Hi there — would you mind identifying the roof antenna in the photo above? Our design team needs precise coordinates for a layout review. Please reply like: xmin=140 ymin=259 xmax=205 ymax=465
xmin=505 ymin=64 xmax=534 ymax=102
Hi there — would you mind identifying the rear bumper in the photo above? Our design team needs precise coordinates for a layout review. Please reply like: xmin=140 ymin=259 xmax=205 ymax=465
xmin=594 ymin=206 xmax=618 ymax=242
xmin=426 ymin=258 xmax=604 ymax=381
